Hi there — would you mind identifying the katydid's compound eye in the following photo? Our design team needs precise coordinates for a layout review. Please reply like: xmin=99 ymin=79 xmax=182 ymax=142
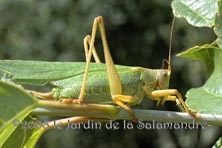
xmin=158 ymin=70 xmax=170 ymax=89
xmin=142 ymin=81 xmax=145 ymax=86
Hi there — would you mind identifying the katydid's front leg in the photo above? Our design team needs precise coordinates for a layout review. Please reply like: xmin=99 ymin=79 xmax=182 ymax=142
xmin=150 ymin=89 xmax=199 ymax=118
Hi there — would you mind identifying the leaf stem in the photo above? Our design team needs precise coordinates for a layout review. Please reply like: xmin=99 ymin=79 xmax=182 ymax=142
xmin=31 ymin=107 xmax=222 ymax=126
xmin=37 ymin=100 xmax=119 ymax=118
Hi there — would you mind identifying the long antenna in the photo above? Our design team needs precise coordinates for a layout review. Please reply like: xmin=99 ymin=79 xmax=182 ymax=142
xmin=168 ymin=16 xmax=175 ymax=72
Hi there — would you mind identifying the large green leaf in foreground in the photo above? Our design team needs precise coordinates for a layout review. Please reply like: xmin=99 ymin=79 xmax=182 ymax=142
xmin=212 ymin=137 xmax=222 ymax=148
xmin=2 ymin=116 xmax=45 ymax=148
xmin=178 ymin=43 xmax=222 ymax=114
xmin=0 ymin=81 xmax=38 ymax=147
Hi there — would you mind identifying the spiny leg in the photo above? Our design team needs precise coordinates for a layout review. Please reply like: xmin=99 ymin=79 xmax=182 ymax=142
xmin=95 ymin=16 xmax=139 ymax=121
xmin=96 ymin=16 xmax=122 ymax=96
xmin=151 ymin=89 xmax=199 ymax=118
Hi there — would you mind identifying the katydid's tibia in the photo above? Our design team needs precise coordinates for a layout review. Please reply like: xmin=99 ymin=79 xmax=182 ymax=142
xmin=0 ymin=16 xmax=199 ymax=122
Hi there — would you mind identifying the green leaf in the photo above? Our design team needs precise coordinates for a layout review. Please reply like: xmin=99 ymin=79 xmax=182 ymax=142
xmin=212 ymin=137 xmax=222 ymax=148
xmin=178 ymin=43 xmax=222 ymax=114
xmin=0 ymin=81 xmax=38 ymax=147
xmin=0 ymin=60 xmax=130 ymax=86
xmin=2 ymin=116 xmax=45 ymax=148
xmin=177 ymin=42 xmax=217 ymax=74
xmin=171 ymin=0 xmax=218 ymax=27
xmin=214 ymin=0 xmax=222 ymax=48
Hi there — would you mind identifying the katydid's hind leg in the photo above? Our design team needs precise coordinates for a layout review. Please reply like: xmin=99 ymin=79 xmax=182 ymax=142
xmin=151 ymin=89 xmax=199 ymax=118
xmin=96 ymin=17 xmax=140 ymax=121
xmin=84 ymin=35 xmax=101 ymax=63
xmin=112 ymin=95 xmax=139 ymax=122
xmin=97 ymin=16 xmax=122 ymax=96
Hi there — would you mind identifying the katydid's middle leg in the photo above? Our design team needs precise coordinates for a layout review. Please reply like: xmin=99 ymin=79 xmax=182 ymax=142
xmin=60 ymin=17 xmax=106 ymax=104
xmin=59 ymin=28 xmax=103 ymax=103
xmin=112 ymin=95 xmax=140 ymax=122
xmin=84 ymin=35 xmax=101 ymax=63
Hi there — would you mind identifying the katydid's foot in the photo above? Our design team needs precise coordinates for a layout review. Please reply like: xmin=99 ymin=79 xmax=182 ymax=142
xmin=187 ymin=110 xmax=200 ymax=119
xmin=59 ymin=98 xmax=83 ymax=104
xmin=131 ymin=115 xmax=138 ymax=123
xmin=175 ymin=99 xmax=201 ymax=119
xmin=72 ymin=99 xmax=83 ymax=104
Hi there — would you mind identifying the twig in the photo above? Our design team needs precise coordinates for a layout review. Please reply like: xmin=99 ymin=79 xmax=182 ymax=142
xmin=31 ymin=107 xmax=222 ymax=126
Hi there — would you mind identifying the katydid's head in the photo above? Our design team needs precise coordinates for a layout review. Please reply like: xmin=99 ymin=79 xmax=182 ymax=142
xmin=141 ymin=68 xmax=170 ymax=94
xmin=157 ymin=68 xmax=171 ymax=89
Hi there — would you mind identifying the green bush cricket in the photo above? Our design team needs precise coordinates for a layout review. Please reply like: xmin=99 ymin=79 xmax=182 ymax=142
xmin=0 ymin=16 xmax=198 ymax=122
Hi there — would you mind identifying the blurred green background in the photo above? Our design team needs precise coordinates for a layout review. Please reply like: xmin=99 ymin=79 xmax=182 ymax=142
xmin=0 ymin=0 xmax=221 ymax=148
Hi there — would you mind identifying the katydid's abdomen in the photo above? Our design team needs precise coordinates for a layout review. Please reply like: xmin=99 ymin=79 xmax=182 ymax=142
xmin=52 ymin=65 xmax=143 ymax=104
